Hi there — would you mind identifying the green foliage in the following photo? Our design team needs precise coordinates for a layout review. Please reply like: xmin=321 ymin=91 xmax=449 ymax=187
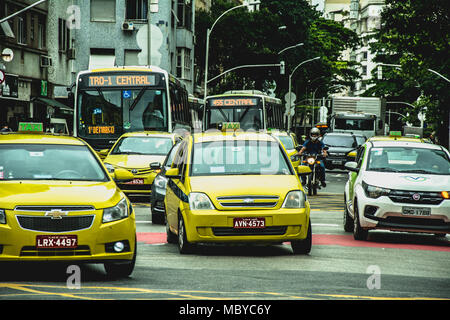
xmin=364 ymin=0 xmax=449 ymax=146
xmin=195 ymin=0 xmax=360 ymax=100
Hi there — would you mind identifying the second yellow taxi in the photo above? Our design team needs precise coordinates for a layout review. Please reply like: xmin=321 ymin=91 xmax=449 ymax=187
xmin=164 ymin=131 xmax=312 ymax=254
xmin=103 ymin=131 xmax=181 ymax=197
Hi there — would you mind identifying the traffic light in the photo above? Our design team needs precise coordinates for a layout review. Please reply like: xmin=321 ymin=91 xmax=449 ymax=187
xmin=280 ymin=61 xmax=285 ymax=75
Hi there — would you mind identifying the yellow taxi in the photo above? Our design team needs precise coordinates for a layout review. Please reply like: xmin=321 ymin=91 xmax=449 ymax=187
xmin=164 ymin=131 xmax=312 ymax=254
xmin=0 ymin=123 xmax=136 ymax=278
xmin=102 ymin=131 xmax=181 ymax=197
xmin=367 ymin=131 xmax=426 ymax=143
xmin=269 ymin=131 xmax=301 ymax=169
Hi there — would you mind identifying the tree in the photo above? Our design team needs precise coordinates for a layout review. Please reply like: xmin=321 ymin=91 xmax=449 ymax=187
xmin=195 ymin=0 xmax=360 ymax=103
xmin=365 ymin=0 xmax=450 ymax=147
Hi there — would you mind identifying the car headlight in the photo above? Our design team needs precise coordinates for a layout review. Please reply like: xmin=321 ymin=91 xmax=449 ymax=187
xmin=362 ymin=181 xmax=391 ymax=199
xmin=0 ymin=209 xmax=6 ymax=224
xmin=102 ymin=198 xmax=129 ymax=223
xmin=282 ymin=190 xmax=306 ymax=208
xmin=104 ymin=163 xmax=115 ymax=173
xmin=189 ymin=192 xmax=215 ymax=210
xmin=154 ymin=175 xmax=168 ymax=194
xmin=290 ymin=155 xmax=300 ymax=162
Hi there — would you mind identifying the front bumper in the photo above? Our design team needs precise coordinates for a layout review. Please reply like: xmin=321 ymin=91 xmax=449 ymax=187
xmin=182 ymin=206 xmax=310 ymax=244
xmin=0 ymin=209 xmax=136 ymax=262
xmin=356 ymin=188 xmax=450 ymax=234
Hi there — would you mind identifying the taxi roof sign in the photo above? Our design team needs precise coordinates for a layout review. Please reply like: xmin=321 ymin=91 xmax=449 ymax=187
xmin=219 ymin=122 xmax=240 ymax=131
xmin=389 ymin=131 xmax=402 ymax=137
xmin=18 ymin=122 xmax=44 ymax=133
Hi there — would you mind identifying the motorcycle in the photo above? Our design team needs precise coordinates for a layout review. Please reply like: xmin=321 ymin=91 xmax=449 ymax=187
xmin=296 ymin=147 xmax=328 ymax=196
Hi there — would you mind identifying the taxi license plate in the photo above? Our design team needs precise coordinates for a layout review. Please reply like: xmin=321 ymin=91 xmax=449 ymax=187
xmin=36 ymin=235 xmax=77 ymax=248
xmin=233 ymin=217 xmax=265 ymax=229
xmin=125 ymin=178 xmax=144 ymax=185
xmin=402 ymin=207 xmax=431 ymax=216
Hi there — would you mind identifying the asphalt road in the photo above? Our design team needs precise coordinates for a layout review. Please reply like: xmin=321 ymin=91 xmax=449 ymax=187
xmin=0 ymin=170 xmax=449 ymax=303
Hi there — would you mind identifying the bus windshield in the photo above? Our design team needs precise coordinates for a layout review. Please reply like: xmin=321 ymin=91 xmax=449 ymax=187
xmin=205 ymin=97 xmax=263 ymax=130
xmin=77 ymin=88 xmax=168 ymax=139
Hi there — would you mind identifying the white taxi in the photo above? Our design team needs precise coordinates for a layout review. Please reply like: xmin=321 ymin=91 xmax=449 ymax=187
xmin=344 ymin=140 xmax=450 ymax=240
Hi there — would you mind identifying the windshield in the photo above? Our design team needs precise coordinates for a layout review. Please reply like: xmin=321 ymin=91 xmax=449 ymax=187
xmin=111 ymin=136 xmax=173 ymax=155
xmin=277 ymin=136 xmax=295 ymax=150
xmin=0 ymin=144 xmax=108 ymax=181
xmin=77 ymin=88 xmax=168 ymax=138
xmin=355 ymin=135 xmax=367 ymax=146
xmin=367 ymin=147 xmax=450 ymax=175
xmin=335 ymin=118 xmax=374 ymax=130
xmin=191 ymin=140 xmax=292 ymax=176
xmin=322 ymin=135 xmax=355 ymax=148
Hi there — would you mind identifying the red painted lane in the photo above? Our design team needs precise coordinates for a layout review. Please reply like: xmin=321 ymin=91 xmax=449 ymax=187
xmin=137 ymin=232 xmax=450 ymax=252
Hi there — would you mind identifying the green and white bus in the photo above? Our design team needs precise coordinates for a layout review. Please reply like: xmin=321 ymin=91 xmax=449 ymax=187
xmin=203 ymin=90 xmax=284 ymax=131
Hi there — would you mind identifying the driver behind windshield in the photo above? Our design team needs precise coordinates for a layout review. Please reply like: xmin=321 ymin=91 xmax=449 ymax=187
xmin=296 ymin=127 xmax=328 ymax=187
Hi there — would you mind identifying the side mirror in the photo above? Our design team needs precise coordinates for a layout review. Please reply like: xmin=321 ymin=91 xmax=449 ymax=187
xmin=150 ymin=162 xmax=161 ymax=170
xmin=344 ymin=161 xmax=359 ymax=172
xmin=113 ymin=168 xmax=134 ymax=182
xmin=99 ymin=149 xmax=110 ymax=157
xmin=296 ymin=166 xmax=312 ymax=176
xmin=323 ymin=146 xmax=329 ymax=151
xmin=347 ymin=150 xmax=357 ymax=158
xmin=295 ymin=146 xmax=302 ymax=152
xmin=165 ymin=167 xmax=181 ymax=179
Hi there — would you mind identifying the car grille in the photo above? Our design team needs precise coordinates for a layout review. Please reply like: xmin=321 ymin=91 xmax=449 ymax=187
xmin=212 ymin=226 xmax=287 ymax=236
xmin=216 ymin=195 xmax=279 ymax=208
xmin=388 ymin=190 xmax=443 ymax=205
xmin=16 ymin=215 xmax=95 ymax=232
xmin=20 ymin=245 xmax=91 ymax=257
xmin=118 ymin=183 xmax=151 ymax=191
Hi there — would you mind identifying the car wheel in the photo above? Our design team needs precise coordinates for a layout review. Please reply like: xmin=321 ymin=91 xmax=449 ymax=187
xmin=353 ymin=202 xmax=368 ymax=241
xmin=343 ymin=194 xmax=354 ymax=232
xmin=104 ymin=240 xmax=136 ymax=278
xmin=166 ymin=214 xmax=178 ymax=244
xmin=178 ymin=214 xmax=194 ymax=254
xmin=291 ymin=219 xmax=312 ymax=255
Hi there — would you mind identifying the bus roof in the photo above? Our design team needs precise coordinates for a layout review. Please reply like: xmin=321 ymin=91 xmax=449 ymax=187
xmin=206 ymin=91 xmax=281 ymax=104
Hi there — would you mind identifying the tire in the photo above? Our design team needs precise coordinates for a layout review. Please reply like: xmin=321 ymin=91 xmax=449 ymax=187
xmin=353 ymin=202 xmax=369 ymax=241
xmin=343 ymin=194 xmax=354 ymax=232
xmin=104 ymin=240 xmax=137 ymax=278
xmin=178 ymin=214 xmax=194 ymax=254
xmin=166 ymin=214 xmax=178 ymax=244
xmin=291 ymin=219 xmax=312 ymax=254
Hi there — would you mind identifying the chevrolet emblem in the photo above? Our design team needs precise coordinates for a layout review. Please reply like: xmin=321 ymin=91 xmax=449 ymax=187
xmin=45 ymin=209 xmax=68 ymax=219
xmin=243 ymin=198 xmax=255 ymax=204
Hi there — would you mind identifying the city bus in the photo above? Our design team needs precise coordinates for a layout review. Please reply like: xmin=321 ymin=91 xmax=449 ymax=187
xmin=203 ymin=90 xmax=284 ymax=131
xmin=73 ymin=66 xmax=193 ymax=151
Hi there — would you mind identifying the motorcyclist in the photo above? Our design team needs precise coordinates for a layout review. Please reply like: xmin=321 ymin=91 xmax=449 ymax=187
xmin=296 ymin=127 xmax=327 ymax=187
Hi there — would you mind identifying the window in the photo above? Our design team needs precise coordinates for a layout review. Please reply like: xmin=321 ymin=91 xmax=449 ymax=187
xmin=38 ymin=16 xmax=46 ymax=49
xmin=176 ymin=48 xmax=191 ymax=80
xmin=126 ymin=0 xmax=148 ymax=20
xmin=17 ymin=15 xmax=27 ymax=44
xmin=58 ymin=18 xmax=70 ymax=52
xmin=177 ymin=0 xmax=192 ymax=30
xmin=91 ymin=0 xmax=116 ymax=22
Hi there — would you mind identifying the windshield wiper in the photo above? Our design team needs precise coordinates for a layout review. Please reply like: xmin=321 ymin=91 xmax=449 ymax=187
xmin=116 ymin=151 xmax=145 ymax=155
xmin=370 ymin=167 xmax=400 ymax=172
xmin=129 ymin=88 xmax=146 ymax=111
xmin=399 ymin=169 xmax=436 ymax=174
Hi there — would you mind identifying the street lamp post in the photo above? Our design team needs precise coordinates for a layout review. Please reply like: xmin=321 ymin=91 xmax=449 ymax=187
xmin=378 ymin=63 xmax=450 ymax=83
xmin=203 ymin=2 xmax=261 ymax=100
xmin=287 ymin=56 xmax=320 ymax=131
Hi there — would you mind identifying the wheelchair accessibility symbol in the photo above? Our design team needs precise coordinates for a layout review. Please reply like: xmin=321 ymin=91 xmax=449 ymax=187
xmin=123 ymin=90 xmax=131 ymax=99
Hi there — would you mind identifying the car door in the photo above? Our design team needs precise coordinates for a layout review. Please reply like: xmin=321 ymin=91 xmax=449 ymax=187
xmin=347 ymin=144 xmax=366 ymax=216
xmin=165 ymin=141 xmax=188 ymax=232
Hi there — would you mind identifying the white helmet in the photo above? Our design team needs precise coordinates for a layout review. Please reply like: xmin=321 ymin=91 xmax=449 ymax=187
xmin=310 ymin=127 xmax=320 ymax=141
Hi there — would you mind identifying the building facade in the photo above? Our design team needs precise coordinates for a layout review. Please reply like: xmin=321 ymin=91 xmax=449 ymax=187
xmin=0 ymin=0 xmax=198 ymax=132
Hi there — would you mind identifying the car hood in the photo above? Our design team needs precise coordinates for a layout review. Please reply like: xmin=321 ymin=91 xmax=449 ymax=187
xmin=362 ymin=172 xmax=450 ymax=191
xmin=104 ymin=154 xmax=166 ymax=169
xmin=0 ymin=180 xmax=122 ymax=210
xmin=189 ymin=175 xmax=302 ymax=203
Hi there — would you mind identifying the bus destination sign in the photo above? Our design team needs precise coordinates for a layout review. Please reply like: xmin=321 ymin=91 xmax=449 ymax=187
xmin=209 ymin=98 xmax=258 ymax=107
xmin=87 ymin=74 xmax=157 ymax=87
